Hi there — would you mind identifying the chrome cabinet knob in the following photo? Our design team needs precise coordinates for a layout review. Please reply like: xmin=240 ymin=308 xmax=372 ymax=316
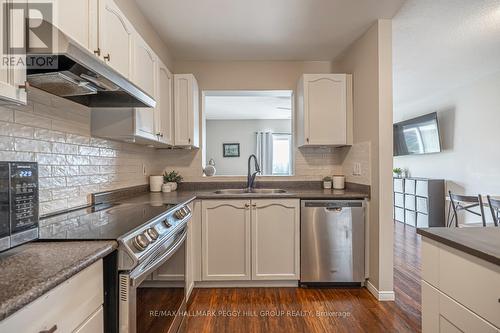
xmin=175 ymin=208 xmax=186 ymax=219
xmin=164 ymin=219 xmax=172 ymax=228
xmin=146 ymin=228 xmax=159 ymax=241
xmin=133 ymin=234 xmax=150 ymax=251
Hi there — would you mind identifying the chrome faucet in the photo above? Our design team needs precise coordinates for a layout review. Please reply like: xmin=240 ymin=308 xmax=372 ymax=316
xmin=247 ymin=154 xmax=261 ymax=191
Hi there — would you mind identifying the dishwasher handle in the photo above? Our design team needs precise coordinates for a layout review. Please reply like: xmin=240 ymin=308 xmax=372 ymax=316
xmin=303 ymin=200 xmax=363 ymax=208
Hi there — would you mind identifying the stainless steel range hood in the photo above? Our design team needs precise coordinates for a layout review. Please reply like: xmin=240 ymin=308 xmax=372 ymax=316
xmin=26 ymin=21 xmax=156 ymax=108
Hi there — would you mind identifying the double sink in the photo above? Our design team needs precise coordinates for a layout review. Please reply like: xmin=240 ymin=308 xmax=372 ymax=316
xmin=213 ymin=188 xmax=288 ymax=195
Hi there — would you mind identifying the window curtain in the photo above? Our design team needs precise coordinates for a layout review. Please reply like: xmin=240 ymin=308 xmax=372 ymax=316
xmin=255 ymin=131 xmax=273 ymax=175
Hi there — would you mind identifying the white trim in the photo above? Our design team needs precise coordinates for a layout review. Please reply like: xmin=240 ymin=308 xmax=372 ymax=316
xmin=366 ymin=280 xmax=395 ymax=301
xmin=194 ymin=280 xmax=298 ymax=288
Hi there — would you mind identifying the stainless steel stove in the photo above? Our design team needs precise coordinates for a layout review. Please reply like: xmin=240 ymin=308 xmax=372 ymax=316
xmin=39 ymin=195 xmax=193 ymax=333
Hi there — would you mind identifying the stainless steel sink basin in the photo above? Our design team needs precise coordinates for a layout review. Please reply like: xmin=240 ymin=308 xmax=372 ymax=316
xmin=213 ymin=188 xmax=287 ymax=195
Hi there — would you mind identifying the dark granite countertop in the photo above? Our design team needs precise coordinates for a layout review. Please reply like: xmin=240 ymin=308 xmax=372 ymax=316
xmin=417 ymin=227 xmax=500 ymax=266
xmin=0 ymin=241 xmax=117 ymax=321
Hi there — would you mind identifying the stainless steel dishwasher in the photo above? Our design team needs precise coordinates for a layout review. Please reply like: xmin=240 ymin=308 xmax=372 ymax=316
xmin=300 ymin=200 xmax=365 ymax=286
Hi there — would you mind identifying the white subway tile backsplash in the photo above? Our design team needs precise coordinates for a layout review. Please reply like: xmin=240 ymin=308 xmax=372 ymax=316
xmin=34 ymin=128 xmax=66 ymax=142
xmin=79 ymin=165 xmax=99 ymax=175
xmin=66 ymin=134 xmax=90 ymax=145
xmin=15 ymin=138 xmax=52 ymax=153
xmin=0 ymin=136 xmax=14 ymax=150
xmin=39 ymin=177 xmax=66 ymax=189
xmin=66 ymin=176 xmax=90 ymax=187
xmin=66 ymin=155 xmax=90 ymax=165
xmin=38 ymin=165 xmax=52 ymax=177
xmin=52 ymin=165 xmax=79 ymax=176
xmin=14 ymin=111 xmax=52 ymax=129
xmin=0 ymin=151 xmax=35 ymax=161
xmin=52 ymin=187 xmax=80 ymax=200
xmin=37 ymin=153 xmax=67 ymax=165
xmin=78 ymin=146 xmax=100 ymax=156
xmin=52 ymin=142 xmax=79 ymax=154
xmin=0 ymin=107 xmax=14 ymax=122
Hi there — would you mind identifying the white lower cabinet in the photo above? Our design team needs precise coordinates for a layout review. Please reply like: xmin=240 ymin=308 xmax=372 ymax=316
xmin=201 ymin=199 xmax=300 ymax=282
xmin=202 ymin=200 xmax=251 ymax=280
xmin=251 ymin=199 xmax=300 ymax=280
xmin=421 ymin=238 xmax=500 ymax=332
xmin=0 ymin=260 xmax=104 ymax=332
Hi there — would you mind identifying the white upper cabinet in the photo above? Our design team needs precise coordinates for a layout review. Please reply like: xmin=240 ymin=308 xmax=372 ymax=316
xmin=47 ymin=0 xmax=96 ymax=51
xmin=156 ymin=60 xmax=174 ymax=145
xmin=296 ymin=74 xmax=352 ymax=147
xmin=98 ymin=0 xmax=132 ymax=78
xmin=174 ymin=74 xmax=199 ymax=148
xmin=0 ymin=0 xmax=27 ymax=105
xmin=132 ymin=33 xmax=157 ymax=141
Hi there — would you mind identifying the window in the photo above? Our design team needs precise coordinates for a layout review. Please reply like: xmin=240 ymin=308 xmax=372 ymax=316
xmin=272 ymin=134 xmax=292 ymax=176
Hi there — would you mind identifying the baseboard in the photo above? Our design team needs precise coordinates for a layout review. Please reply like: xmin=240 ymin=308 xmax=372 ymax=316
xmin=366 ymin=280 xmax=395 ymax=301
xmin=194 ymin=280 xmax=299 ymax=288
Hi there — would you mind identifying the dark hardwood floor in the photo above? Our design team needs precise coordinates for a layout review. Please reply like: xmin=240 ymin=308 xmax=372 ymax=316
xmin=185 ymin=221 xmax=421 ymax=333
xmin=138 ymin=221 xmax=422 ymax=333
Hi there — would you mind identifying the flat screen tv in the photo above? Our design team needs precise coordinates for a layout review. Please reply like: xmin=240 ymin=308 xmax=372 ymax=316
xmin=393 ymin=112 xmax=441 ymax=156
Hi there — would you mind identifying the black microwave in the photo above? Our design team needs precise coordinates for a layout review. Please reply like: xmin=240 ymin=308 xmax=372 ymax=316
xmin=0 ymin=162 xmax=39 ymax=252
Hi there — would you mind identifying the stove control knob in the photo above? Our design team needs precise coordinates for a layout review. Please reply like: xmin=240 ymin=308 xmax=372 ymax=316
xmin=175 ymin=208 xmax=186 ymax=219
xmin=146 ymin=228 xmax=159 ymax=241
xmin=132 ymin=234 xmax=150 ymax=251
xmin=164 ymin=219 xmax=172 ymax=228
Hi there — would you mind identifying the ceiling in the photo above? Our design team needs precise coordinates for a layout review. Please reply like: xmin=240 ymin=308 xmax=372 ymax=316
xmin=393 ymin=0 xmax=500 ymax=111
xmin=205 ymin=91 xmax=292 ymax=120
xmin=135 ymin=0 xmax=404 ymax=61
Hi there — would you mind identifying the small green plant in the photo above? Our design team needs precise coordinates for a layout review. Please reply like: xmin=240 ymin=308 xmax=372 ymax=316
xmin=163 ymin=170 xmax=183 ymax=184
xmin=323 ymin=176 xmax=332 ymax=182
xmin=393 ymin=168 xmax=403 ymax=176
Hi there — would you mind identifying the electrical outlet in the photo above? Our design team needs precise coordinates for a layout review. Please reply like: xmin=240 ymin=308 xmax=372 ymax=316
xmin=353 ymin=163 xmax=361 ymax=176
xmin=142 ymin=164 xmax=147 ymax=176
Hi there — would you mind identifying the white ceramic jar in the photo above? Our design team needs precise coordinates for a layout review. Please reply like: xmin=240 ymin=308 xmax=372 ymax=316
xmin=332 ymin=175 xmax=345 ymax=190
xmin=149 ymin=176 xmax=163 ymax=192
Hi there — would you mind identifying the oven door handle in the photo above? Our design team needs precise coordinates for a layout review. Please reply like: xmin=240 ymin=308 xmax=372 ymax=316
xmin=129 ymin=227 xmax=187 ymax=287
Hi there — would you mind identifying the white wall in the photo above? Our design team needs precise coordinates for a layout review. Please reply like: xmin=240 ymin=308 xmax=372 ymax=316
xmin=394 ymin=70 xmax=500 ymax=198
xmin=206 ymin=119 xmax=291 ymax=175
xmin=333 ymin=20 xmax=394 ymax=295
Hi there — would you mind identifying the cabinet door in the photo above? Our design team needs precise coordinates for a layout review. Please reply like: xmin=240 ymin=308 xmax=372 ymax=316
xmin=201 ymin=200 xmax=251 ymax=280
xmin=251 ymin=199 xmax=300 ymax=280
xmin=0 ymin=0 xmax=27 ymax=105
xmin=98 ymin=0 xmax=132 ymax=78
xmin=174 ymin=74 xmax=199 ymax=147
xmin=156 ymin=61 xmax=174 ymax=145
xmin=132 ymin=33 xmax=157 ymax=140
xmin=50 ymin=0 xmax=93 ymax=51
xmin=303 ymin=74 xmax=346 ymax=145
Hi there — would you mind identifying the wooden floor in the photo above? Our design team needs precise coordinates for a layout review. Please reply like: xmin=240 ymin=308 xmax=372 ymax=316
xmin=185 ymin=221 xmax=422 ymax=333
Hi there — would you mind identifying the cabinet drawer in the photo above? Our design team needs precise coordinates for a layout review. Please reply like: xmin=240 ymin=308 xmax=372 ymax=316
xmin=394 ymin=192 xmax=404 ymax=208
xmin=395 ymin=207 xmax=405 ymax=222
xmin=394 ymin=178 xmax=404 ymax=193
xmin=0 ymin=261 xmax=103 ymax=333
xmin=405 ymin=194 xmax=416 ymax=210
xmin=404 ymin=179 xmax=416 ymax=194
xmin=405 ymin=209 xmax=416 ymax=226
xmin=439 ymin=245 xmax=500 ymax=328
xmin=417 ymin=213 xmax=428 ymax=228
xmin=416 ymin=180 xmax=428 ymax=197
xmin=439 ymin=286 xmax=498 ymax=333
xmin=416 ymin=197 xmax=428 ymax=213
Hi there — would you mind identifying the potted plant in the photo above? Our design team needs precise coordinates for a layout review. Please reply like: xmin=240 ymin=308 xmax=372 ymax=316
xmin=393 ymin=168 xmax=403 ymax=178
xmin=163 ymin=170 xmax=183 ymax=191
xmin=323 ymin=176 xmax=333 ymax=189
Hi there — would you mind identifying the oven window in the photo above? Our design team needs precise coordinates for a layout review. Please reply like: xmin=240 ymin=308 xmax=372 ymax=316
xmin=137 ymin=242 xmax=186 ymax=333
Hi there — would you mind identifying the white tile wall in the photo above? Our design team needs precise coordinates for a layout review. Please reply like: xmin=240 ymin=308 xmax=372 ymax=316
xmin=0 ymin=88 xmax=164 ymax=215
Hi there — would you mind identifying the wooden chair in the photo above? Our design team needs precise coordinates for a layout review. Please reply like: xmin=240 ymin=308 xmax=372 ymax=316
xmin=486 ymin=195 xmax=500 ymax=227
xmin=448 ymin=191 xmax=486 ymax=227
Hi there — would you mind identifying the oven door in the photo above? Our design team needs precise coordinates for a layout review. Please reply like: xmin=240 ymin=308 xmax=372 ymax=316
xmin=119 ymin=225 xmax=187 ymax=333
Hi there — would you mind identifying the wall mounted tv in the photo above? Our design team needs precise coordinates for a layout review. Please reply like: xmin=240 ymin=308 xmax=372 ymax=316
xmin=393 ymin=112 xmax=441 ymax=156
